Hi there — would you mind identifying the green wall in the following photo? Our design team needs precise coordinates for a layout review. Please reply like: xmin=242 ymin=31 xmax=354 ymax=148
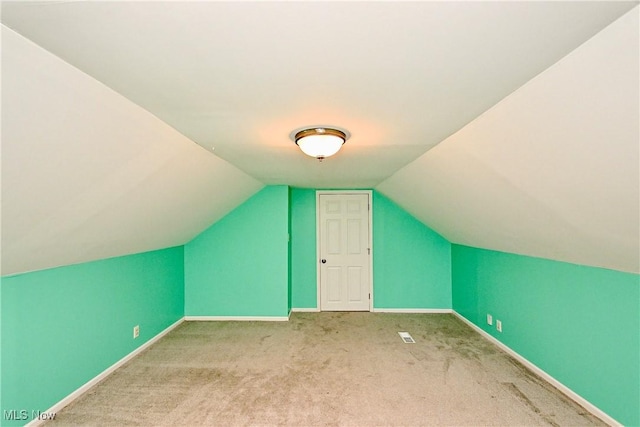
xmin=0 ymin=246 xmax=184 ymax=426
xmin=3 ymin=185 xmax=633 ymax=426
xmin=184 ymin=186 xmax=290 ymax=317
xmin=289 ymin=189 xmax=452 ymax=310
xmin=451 ymin=244 xmax=640 ymax=426
xmin=287 ymin=187 xmax=293 ymax=314
xmin=290 ymin=188 xmax=318 ymax=308
xmin=0 ymin=278 xmax=3 ymax=425
xmin=373 ymin=192 xmax=451 ymax=309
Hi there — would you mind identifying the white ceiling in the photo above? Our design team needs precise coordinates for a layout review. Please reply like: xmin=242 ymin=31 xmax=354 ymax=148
xmin=1 ymin=25 xmax=262 ymax=275
xmin=1 ymin=1 xmax=638 ymax=275
xmin=378 ymin=6 xmax=639 ymax=273
xmin=2 ymin=1 xmax=636 ymax=188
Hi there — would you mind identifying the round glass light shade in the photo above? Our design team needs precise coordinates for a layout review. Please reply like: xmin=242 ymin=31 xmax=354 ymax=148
xmin=294 ymin=128 xmax=346 ymax=160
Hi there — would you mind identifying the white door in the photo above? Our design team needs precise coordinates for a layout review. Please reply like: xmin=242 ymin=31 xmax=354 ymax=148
xmin=318 ymin=193 xmax=371 ymax=311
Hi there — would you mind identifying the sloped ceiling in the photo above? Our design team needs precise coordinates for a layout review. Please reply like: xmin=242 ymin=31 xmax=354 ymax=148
xmin=1 ymin=26 xmax=262 ymax=275
xmin=1 ymin=2 xmax=638 ymax=275
xmin=378 ymin=7 xmax=640 ymax=273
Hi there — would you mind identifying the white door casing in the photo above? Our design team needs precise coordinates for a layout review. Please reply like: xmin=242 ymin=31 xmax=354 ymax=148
xmin=317 ymin=191 xmax=372 ymax=311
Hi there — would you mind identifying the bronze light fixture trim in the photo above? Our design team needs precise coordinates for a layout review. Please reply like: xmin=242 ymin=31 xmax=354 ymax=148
xmin=293 ymin=126 xmax=349 ymax=161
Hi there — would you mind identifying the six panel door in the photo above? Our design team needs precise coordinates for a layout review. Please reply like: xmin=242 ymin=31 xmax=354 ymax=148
xmin=319 ymin=193 xmax=371 ymax=311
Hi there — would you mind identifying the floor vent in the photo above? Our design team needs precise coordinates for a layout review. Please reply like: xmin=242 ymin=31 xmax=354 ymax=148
xmin=398 ymin=332 xmax=415 ymax=344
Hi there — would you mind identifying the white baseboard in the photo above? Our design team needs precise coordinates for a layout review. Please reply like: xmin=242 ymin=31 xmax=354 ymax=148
xmin=185 ymin=315 xmax=289 ymax=321
xmin=26 ymin=317 xmax=185 ymax=427
xmin=452 ymin=311 xmax=621 ymax=427
xmin=292 ymin=308 xmax=452 ymax=314
xmin=372 ymin=308 xmax=453 ymax=314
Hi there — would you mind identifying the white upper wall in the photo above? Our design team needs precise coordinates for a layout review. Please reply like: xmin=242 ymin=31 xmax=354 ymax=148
xmin=1 ymin=26 xmax=263 ymax=276
xmin=377 ymin=7 xmax=640 ymax=273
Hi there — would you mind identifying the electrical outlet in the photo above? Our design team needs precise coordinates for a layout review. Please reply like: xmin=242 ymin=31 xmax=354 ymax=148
xmin=133 ymin=325 xmax=140 ymax=339
xmin=496 ymin=320 xmax=502 ymax=333
xmin=487 ymin=314 xmax=493 ymax=325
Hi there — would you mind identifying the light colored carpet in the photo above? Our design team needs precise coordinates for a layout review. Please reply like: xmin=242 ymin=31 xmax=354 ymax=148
xmin=49 ymin=313 xmax=605 ymax=426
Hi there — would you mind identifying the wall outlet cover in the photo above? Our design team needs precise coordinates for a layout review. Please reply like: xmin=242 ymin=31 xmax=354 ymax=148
xmin=133 ymin=325 xmax=140 ymax=339
xmin=496 ymin=320 xmax=502 ymax=333
xmin=487 ymin=314 xmax=493 ymax=325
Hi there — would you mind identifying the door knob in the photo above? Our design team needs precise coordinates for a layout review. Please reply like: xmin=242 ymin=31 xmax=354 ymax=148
xmin=321 ymin=259 xmax=327 ymax=264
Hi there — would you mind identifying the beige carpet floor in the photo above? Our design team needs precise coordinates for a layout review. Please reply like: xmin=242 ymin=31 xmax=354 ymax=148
xmin=49 ymin=313 xmax=605 ymax=426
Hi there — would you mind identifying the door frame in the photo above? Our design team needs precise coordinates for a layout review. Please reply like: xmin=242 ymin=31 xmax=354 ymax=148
xmin=316 ymin=190 xmax=373 ymax=311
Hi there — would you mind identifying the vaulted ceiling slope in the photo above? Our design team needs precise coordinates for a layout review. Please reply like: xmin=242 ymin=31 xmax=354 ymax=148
xmin=1 ymin=1 xmax=636 ymax=188
xmin=378 ymin=6 xmax=640 ymax=274
xmin=1 ymin=26 xmax=263 ymax=276
xmin=1 ymin=2 xmax=638 ymax=276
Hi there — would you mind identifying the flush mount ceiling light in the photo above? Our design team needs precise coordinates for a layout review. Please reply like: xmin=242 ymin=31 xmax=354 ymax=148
xmin=293 ymin=127 xmax=348 ymax=161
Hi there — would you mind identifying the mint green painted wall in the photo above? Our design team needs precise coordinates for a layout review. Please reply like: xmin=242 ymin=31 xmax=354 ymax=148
xmin=373 ymin=192 xmax=452 ymax=309
xmin=0 ymin=277 xmax=3 ymax=424
xmin=287 ymin=187 xmax=293 ymax=314
xmin=5 ymin=185 xmax=631 ymax=425
xmin=289 ymin=189 xmax=452 ymax=310
xmin=0 ymin=247 xmax=184 ymax=426
xmin=184 ymin=186 xmax=289 ymax=317
xmin=451 ymin=244 xmax=640 ymax=426
xmin=290 ymin=188 xmax=318 ymax=309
